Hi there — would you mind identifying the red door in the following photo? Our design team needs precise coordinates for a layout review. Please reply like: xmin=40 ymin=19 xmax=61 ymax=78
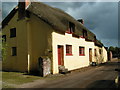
xmin=58 ymin=45 xmax=64 ymax=66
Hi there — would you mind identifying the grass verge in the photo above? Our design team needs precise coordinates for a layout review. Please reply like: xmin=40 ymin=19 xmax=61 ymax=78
xmin=2 ymin=71 xmax=44 ymax=88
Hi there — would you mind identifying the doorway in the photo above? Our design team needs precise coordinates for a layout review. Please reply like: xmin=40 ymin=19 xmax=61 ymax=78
xmin=58 ymin=45 xmax=64 ymax=66
xmin=89 ymin=48 xmax=92 ymax=62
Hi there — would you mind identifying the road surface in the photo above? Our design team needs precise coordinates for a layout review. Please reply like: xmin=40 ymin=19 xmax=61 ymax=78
xmin=19 ymin=59 xmax=119 ymax=88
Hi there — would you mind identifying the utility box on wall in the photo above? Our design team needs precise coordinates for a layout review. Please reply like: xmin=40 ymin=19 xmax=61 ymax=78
xmin=38 ymin=57 xmax=51 ymax=77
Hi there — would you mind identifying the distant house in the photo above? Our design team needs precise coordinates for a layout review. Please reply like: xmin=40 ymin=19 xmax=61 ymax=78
xmin=2 ymin=0 xmax=108 ymax=74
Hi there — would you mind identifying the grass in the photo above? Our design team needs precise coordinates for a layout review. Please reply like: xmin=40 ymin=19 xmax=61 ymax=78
xmin=1 ymin=71 xmax=68 ymax=88
xmin=2 ymin=71 xmax=44 ymax=88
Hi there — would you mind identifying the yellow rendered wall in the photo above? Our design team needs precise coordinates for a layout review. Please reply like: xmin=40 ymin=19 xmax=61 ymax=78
xmin=28 ymin=14 xmax=53 ymax=72
xmin=52 ymin=32 xmax=95 ymax=74
xmin=2 ymin=12 xmax=28 ymax=72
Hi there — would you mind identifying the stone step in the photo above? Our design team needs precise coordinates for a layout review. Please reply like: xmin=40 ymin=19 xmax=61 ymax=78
xmin=58 ymin=65 xmax=65 ymax=70
xmin=59 ymin=66 xmax=70 ymax=74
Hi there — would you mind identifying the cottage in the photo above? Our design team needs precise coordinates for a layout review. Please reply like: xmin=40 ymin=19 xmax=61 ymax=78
xmin=2 ymin=0 xmax=108 ymax=74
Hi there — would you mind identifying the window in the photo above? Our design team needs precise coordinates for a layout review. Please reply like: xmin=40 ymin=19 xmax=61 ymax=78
xmin=99 ymin=49 xmax=102 ymax=54
xmin=2 ymin=35 xmax=6 ymax=42
xmin=83 ymin=30 xmax=87 ymax=38
xmin=94 ymin=49 xmax=97 ymax=56
xmin=66 ymin=45 xmax=72 ymax=55
xmin=94 ymin=36 xmax=96 ymax=42
xmin=12 ymin=47 xmax=17 ymax=56
xmin=79 ymin=47 xmax=85 ymax=56
xmin=66 ymin=22 xmax=75 ymax=34
xmin=10 ymin=28 xmax=16 ymax=38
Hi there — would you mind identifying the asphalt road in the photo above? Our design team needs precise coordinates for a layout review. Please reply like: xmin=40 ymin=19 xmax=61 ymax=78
xmin=20 ymin=59 xmax=119 ymax=88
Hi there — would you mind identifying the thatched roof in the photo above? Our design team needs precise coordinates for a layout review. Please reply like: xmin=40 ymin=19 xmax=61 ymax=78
xmin=2 ymin=2 xmax=103 ymax=47
xmin=27 ymin=3 xmax=95 ymax=38
xmin=27 ymin=2 xmax=103 ymax=47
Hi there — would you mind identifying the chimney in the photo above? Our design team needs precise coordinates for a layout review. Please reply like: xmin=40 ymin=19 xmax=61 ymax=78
xmin=77 ymin=19 xmax=84 ymax=24
xmin=18 ymin=0 xmax=31 ymax=19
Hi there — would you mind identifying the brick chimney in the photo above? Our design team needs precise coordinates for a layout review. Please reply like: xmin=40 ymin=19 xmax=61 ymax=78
xmin=77 ymin=19 xmax=84 ymax=24
xmin=18 ymin=0 xmax=31 ymax=19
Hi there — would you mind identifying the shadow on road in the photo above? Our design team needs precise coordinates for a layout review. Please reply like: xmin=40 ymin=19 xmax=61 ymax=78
xmin=102 ymin=61 xmax=119 ymax=66
xmin=86 ymin=80 xmax=117 ymax=89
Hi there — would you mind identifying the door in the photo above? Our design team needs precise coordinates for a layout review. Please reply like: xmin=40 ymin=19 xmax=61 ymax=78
xmin=58 ymin=45 xmax=64 ymax=66
xmin=89 ymin=48 xmax=92 ymax=62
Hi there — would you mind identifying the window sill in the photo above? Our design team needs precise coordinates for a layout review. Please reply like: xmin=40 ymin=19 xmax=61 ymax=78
xmin=79 ymin=54 xmax=85 ymax=56
xmin=66 ymin=53 xmax=73 ymax=56
xmin=79 ymin=36 xmax=85 ymax=38
xmin=10 ymin=37 xmax=16 ymax=38
xmin=66 ymin=31 xmax=73 ymax=34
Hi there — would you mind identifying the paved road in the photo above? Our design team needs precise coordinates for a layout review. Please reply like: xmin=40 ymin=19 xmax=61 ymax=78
xmin=20 ymin=59 xmax=119 ymax=88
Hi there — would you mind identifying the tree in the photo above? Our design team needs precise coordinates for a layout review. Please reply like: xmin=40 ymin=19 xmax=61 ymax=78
xmin=108 ymin=46 xmax=120 ymax=58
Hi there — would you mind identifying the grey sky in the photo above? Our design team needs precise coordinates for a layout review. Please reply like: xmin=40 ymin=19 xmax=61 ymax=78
xmin=1 ymin=1 xmax=119 ymax=47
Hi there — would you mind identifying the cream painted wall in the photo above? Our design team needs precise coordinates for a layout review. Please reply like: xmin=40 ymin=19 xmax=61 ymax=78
xmin=2 ymin=12 xmax=28 ymax=72
xmin=102 ymin=47 xmax=108 ymax=63
xmin=94 ymin=46 xmax=108 ymax=64
xmin=52 ymin=32 xmax=95 ymax=74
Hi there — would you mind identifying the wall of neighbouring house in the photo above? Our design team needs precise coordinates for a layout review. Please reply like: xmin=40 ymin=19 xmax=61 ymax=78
xmin=94 ymin=46 xmax=102 ymax=64
xmin=52 ymin=32 xmax=95 ymax=74
xmin=28 ymin=14 xmax=54 ymax=72
xmin=94 ymin=46 xmax=108 ymax=64
xmin=2 ymin=12 xmax=28 ymax=72
xmin=102 ymin=46 xmax=108 ymax=63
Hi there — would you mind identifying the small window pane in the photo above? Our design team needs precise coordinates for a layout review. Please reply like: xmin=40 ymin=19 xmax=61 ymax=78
xmin=2 ymin=35 xmax=6 ymax=42
xmin=66 ymin=45 xmax=72 ymax=55
xmin=79 ymin=47 xmax=85 ymax=56
xmin=66 ymin=22 xmax=75 ymax=34
xmin=12 ymin=47 xmax=17 ymax=56
xmin=83 ymin=30 xmax=87 ymax=38
xmin=10 ymin=28 xmax=16 ymax=38
xmin=94 ymin=49 xmax=97 ymax=56
xmin=99 ymin=49 xmax=102 ymax=54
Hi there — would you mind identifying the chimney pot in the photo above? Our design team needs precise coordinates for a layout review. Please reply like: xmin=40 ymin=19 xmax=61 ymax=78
xmin=77 ymin=19 xmax=84 ymax=24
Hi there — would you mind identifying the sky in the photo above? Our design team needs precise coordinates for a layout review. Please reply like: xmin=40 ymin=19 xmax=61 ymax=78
xmin=1 ymin=0 xmax=119 ymax=47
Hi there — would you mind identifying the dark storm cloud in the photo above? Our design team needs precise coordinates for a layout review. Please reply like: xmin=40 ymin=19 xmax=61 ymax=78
xmin=44 ymin=2 xmax=86 ymax=12
xmin=2 ymin=2 xmax=17 ymax=19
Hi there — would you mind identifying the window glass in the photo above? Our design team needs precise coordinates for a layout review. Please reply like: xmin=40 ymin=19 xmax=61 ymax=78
xmin=94 ymin=49 xmax=97 ymax=56
xmin=10 ymin=28 xmax=16 ymax=38
xmin=2 ymin=35 xmax=6 ymax=42
xmin=12 ymin=47 xmax=17 ymax=56
xmin=83 ymin=30 xmax=87 ymax=38
xmin=79 ymin=47 xmax=85 ymax=56
xmin=66 ymin=45 xmax=72 ymax=55
xmin=66 ymin=22 xmax=75 ymax=34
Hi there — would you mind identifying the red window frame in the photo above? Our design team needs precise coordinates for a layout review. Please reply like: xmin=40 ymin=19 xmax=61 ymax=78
xmin=79 ymin=47 xmax=85 ymax=56
xmin=66 ymin=45 xmax=72 ymax=56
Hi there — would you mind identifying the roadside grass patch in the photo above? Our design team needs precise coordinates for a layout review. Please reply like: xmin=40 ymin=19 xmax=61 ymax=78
xmin=2 ymin=71 xmax=44 ymax=88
